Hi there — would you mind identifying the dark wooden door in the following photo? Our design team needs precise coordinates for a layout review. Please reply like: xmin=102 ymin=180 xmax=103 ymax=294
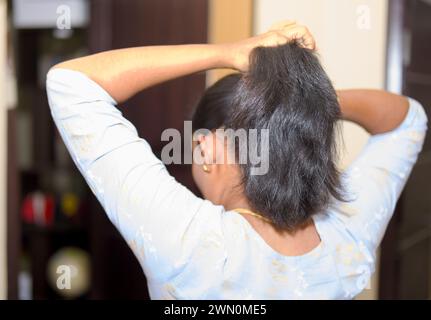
xmin=380 ymin=0 xmax=431 ymax=299
xmin=88 ymin=0 xmax=208 ymax=299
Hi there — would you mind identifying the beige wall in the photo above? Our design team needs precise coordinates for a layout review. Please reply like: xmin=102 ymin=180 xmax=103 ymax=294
xmin=254 ymin=0 xmax=388 ymax=299
xmin=0 ymin=0 xmax=7 ymax=300
xmin=207 ymin=0 xmax=253 ymax=85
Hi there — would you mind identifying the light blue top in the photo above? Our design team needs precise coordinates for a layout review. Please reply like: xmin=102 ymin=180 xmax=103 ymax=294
xmin=46 ymin=68 xmax=427 ymax=299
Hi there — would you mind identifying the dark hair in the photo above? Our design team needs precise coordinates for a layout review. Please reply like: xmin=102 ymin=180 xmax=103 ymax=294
xmin=192 ymin=41 xmax=345 ymax=231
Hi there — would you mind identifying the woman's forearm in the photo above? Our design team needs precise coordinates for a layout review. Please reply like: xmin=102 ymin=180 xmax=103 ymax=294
xmin=52 ymin=44 xmax=233 ymax=103
xmin=337 ymin=89 xmax=410 ymax=135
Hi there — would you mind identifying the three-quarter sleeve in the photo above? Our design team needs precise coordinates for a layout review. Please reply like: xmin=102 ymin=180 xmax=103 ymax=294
xmin=330 ymin=98 xmax=428 ymax=254
xmin=46 ymin=68 xmax=226 ymax=282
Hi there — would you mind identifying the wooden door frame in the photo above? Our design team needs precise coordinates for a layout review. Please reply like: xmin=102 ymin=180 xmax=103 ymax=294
xmin=6 ymin=0 xmax=19 ymax=299
xmin=379 ymin=0 xmax=406 ymax=299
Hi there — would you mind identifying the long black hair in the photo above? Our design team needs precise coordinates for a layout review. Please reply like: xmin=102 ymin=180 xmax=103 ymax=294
xmin=192 ymin=41 xmax=345 ymax=231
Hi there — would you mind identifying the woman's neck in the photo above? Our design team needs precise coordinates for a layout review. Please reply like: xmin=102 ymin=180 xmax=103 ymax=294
xmin=220 ymin=185 xmax=321 ymax=255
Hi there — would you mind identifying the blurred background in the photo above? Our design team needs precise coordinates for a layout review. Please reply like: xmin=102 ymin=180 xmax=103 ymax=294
xmin=0 ymin=0 xmax=430 ymax=300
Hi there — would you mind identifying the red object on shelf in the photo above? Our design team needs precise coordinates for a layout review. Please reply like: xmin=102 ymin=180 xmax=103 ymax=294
xmin=21 ymin=192 xmax=55 ymax=226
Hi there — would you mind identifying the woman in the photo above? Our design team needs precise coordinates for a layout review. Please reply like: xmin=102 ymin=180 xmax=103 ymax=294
xmin=46 ymin=21 xmax=427 ymax=299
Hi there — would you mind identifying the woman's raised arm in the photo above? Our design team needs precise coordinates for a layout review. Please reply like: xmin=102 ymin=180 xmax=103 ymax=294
xmin=337 ymin=89 xmax=410 ymax=135
xmin=53 ymin=44 xmax=230 ymax=103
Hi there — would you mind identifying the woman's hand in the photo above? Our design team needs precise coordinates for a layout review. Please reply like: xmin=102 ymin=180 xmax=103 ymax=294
xmin=223 ymin=20 xmax=316 ymax=72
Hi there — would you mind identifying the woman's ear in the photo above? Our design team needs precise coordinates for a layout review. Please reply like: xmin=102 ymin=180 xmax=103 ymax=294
xmin=196 ymin=134 xmax=215 ymax=170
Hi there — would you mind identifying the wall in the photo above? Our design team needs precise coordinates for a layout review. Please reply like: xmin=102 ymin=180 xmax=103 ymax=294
xmin=207 ymin=0 xmax=253 ymax=85
xmin=0 ymin=0 xmax=7 ymax=300
xmin=254 ymin=0 xmax=389 ymax=299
